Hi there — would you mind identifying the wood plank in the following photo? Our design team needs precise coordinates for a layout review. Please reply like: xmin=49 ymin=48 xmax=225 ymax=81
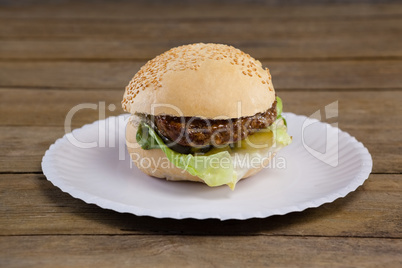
xmin=2 ymin=36 xmax=401 ymax=60
xmin=1 ymin=174 xmax=400 ymax=237
xmin=0 ymin=90 xmax=400 ymax=173
xmin=1 ymin=1 xmax=401 ymax=20
xmin=1 ymin=60 xmax=402 ymax=90
xmin=1 ymin=124 xmax=398 ymax=174
xmin=0 ymin=89 xmax=124 ymax=127
xmin=1 ymin=89 xmax=400 ymax=128
xmin=1 ymin=18 xmax=401 ymax=60
xmin=3 ymin=18 xmax=400 ymax=40
xmin=0 ymin=236 xmax=401 ymax=268
xmin=0 ymin=127 xmax=65 ymax=173
xmin=1 ymin=2 xmax=400 ymax=267
xmin=1 ymin=125 xmax=399 ymax=174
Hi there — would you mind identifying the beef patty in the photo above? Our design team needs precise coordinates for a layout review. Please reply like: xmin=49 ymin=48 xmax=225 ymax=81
xmin=144 ymin=100 xmax=277 ymax=147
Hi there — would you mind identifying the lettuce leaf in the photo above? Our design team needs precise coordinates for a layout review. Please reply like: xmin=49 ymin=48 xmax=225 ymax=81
xmin=136 ymin=123 xmax=237 ymax=189
xmin=276 ymin=96 xmax=283 ymax=116
xmin=273 ymin=96 xmax=292 ymax=146
xmin=276 ymin=96 xmax=287 ymax=127
xmin=135 ymin=96 xmax=291 ymax=189
xmin=269 ymin=120 xmax=292 ymax=147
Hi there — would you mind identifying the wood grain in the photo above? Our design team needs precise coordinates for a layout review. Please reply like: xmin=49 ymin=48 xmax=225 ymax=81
xmin=0 ymin=125 xmax=396 ymax=174
xmin=1 ymin=60 xmax=402 ymax=90
xmin=0 ymin=38 xmax=400 ymax=61
xmin=1 ymin=89 xmax=400 ymax=127
xmin=1 ymin=125 xmax=400 ymax=174
xmin=1 ymin=1 xmax=402 ymax=20
xmin=0 ymin=173 xmax=400 ymax=237
xmin=0 ymin=1 xmax=401 ymax=266
xmin=1 ymin=89 xmax=400 ymax=173
xmin=1 ymin=18 xmax=401 ymax=60
xmin=1 ymin=235 xmax=401 ymax=267
xmin=3 ymin=17 xmax=400 ymax=40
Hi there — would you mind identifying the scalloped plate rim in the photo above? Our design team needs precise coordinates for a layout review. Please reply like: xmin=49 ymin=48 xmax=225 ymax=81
xmin=41 ymin=113 xmax=373 ymax=220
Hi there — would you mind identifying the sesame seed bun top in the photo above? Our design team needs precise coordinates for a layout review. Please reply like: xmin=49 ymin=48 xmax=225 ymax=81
xmin=122 ymin=43 xmax=276 ymax=118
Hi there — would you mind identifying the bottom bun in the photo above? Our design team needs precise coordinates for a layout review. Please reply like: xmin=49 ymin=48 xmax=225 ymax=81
xmin=126 ymin=121 xmax=274 ymax=186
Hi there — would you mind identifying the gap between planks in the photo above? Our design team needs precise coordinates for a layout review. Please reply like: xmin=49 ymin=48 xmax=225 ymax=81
xmin=0 ymin=233 xmax=400 ymax=239
xmin=2 ymin=86 xmax=402 ymax=92
xmin=2 ymin=56 xmax=402 ymax=62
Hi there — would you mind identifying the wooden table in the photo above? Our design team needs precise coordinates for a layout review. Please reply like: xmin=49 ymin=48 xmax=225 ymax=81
xmin=1 ymin=1 xmax=401 ymax=267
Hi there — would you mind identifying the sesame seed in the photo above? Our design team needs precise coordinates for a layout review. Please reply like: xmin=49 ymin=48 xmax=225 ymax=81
xmin=122 ymin=43 xmax=273 ymax=110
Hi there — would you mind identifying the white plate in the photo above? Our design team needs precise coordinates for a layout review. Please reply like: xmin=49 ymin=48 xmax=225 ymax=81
xmin=42 ymin=113 xmax=372 ymax=220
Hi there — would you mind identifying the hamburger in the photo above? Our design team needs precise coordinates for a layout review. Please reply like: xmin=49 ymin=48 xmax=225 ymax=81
xmin=122 ymin=43 xmax=292 ymax=189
